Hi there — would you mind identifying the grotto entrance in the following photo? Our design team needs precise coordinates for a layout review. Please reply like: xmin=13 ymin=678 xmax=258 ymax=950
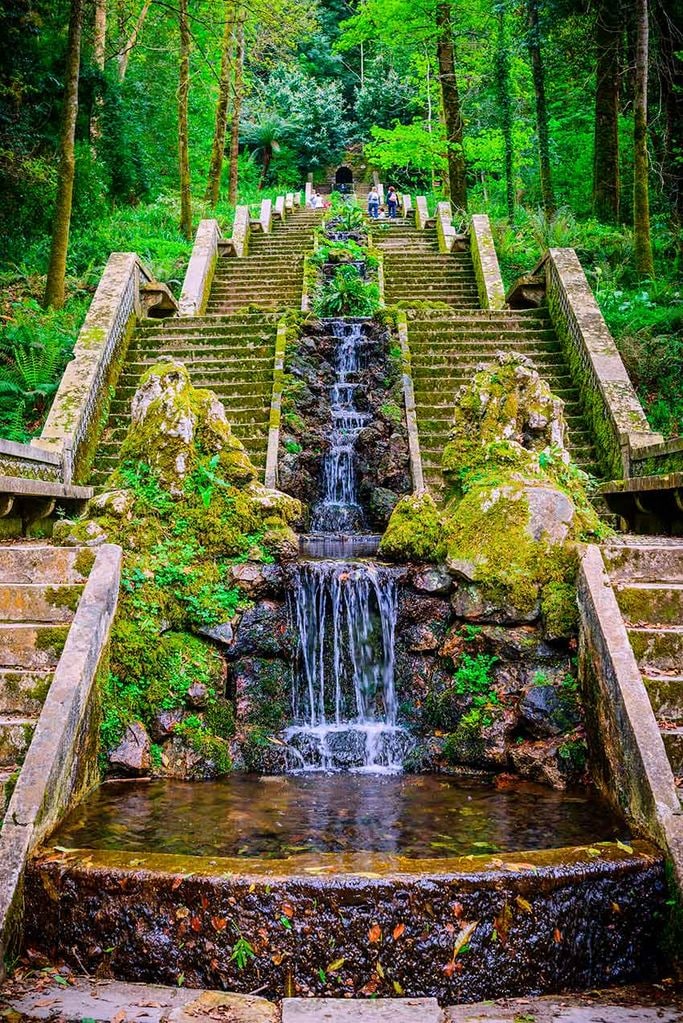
xmin=334 ymin=164 xmax=354 ymax=193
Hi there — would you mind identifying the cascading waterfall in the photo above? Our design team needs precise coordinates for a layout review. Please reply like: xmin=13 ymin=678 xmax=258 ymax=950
xmin=287 ymin=318 xmax=410 ymax=772
xmin=285 ymin=560 xmax=410 ymax=771
xmin=310 ymin=320 xmax=369 ymax=534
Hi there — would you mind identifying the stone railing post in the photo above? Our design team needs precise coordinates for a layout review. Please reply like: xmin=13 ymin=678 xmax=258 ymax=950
xmin=470 ymin=214 xmax=505 ymax=310
xmin=415 ymin=196 xmax=430 ymax=230
xmin=264 ymin=320 xmax=288 ymax=488
xmin=274 ymin=195 xmax=286 ymax=222
xmin=260 ymin=199 xmax=273 ymax=234
xmin=285 ymin=193 xmax=294 ymax=214
xmin=401 ymin=195 xmax=413 ymax=220
xmin=35 ymin=252 xmax=153 ymax=483
xmin=179 ymin=219 xmax=220 ymax=317
xmin=305 ymin=181 xmax=313 ymax=207
xmin=544 ymin=248 xmax=663 ymax=478
xmin=436 ymin=202 xmax=456 ymax=253
xmin=230 ymin=205 xmax=250 ymax=257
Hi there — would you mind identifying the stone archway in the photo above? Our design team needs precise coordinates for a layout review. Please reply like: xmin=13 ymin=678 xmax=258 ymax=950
xmin=335 ymin=165 xmax=353 ymax=185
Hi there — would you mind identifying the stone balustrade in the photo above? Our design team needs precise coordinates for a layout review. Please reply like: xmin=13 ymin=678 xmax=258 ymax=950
xmin=179 ymin=218 xmax=221 ymax=317
xmin=415 ymin=195 xmax=430 ymax=230
xmin=470 ymin=214 xmax=506 ymax=310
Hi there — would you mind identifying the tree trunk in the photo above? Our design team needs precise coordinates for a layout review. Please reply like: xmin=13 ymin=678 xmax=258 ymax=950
xmin=178 ymin=0 xmax=192 ymax=240
xmin=259 ymin=146 xmax=272 ymax=190
xmin=44 ymin=0 xmax=83 ymax=310
xmin=118 ymin=0 xmax=151 ymax=81
xmin=228 ymin=7 xmax=245 ymax=206
xmin=526 ymin=0 xmax=555 ymax=220
xmin=593 ymin=0 xmax=621 ymax=222
xmin=633 ymin=0 xmax=654 ymax=275
xmin=651 ymin=0 xmax=682 ymax=261
xmin=436 ymin=1 xmax=467 ymax=210
xmin=495 ymin=4 xmax=515 ymax=221
xmin=205 ymin=0 xmax=236 ymax=206
xmin=94 ymin=0 xmax=106 ymax=68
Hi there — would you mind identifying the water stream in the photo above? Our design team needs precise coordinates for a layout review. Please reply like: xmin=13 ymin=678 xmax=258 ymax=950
xmin=289 ymin=318 xmax=410 ymax=771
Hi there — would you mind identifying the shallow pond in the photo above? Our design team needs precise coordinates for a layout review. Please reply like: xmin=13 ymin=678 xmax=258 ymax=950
xmin=51 ymin=773 xmax=628 ymax=861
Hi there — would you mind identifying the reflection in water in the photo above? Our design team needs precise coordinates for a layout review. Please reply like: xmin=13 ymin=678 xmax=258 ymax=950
xmin=51 ymin=774 xmax=628 ymax=861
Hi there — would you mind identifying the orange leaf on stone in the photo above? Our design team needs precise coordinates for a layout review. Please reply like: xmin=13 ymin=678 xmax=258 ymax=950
xmin=392 ymin=923 xmax=405 ymax=940
xmin=211 ymin=917 xmax=227 ymax=931
xmin=368 ymin=923 xmax=382 ymax=943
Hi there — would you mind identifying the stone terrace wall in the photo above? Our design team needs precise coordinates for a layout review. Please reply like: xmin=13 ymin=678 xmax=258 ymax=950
xmin=543 ymin=249 xmax=663 ymax=479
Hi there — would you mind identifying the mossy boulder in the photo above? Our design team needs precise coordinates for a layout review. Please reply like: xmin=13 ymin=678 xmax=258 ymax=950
xmin=379 ymin=490 xmax=446 ymax=562
xmin=112 ymin=360 xmax=257 ymax=496
xmin=89 ymin=366 xmax=301 ymax=780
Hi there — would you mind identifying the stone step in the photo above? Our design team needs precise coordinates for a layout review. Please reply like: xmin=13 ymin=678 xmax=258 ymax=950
xmin=206 ymin=300 xmax=296 ymax=312
xmin=0 ymin=668 xmax=53 ymax=715
xmin=282 ymin=999 xmax=443 ymax=1022
xmin=603 ymin=542 xmax=683 ymax=584
xmin=662 ymin=727 xmax=683 ymax=775
xmin=0 ymin=715 xmax=36 ymax=766
xmin=628 ymin=626 xmax=683 ymax=674
xmin=0 ymin=622 xmax=70 ymax=670
xmin=122 ymin=362 xmax=274 ymax=382
xmin=413 ymin=353 xmax=568 ymax=370
xmin=615 ymin=582 xmax=683 ymax=627
xmin=0 ymin=583 xmax=82 ymax=623
xmin=407 ymin=312 xmax=552 ymax=325
xmin=645 ymin=673 xmax=683 ymax=720
xmin=409 ymin=329 xmax=557 ymax=342
xmin=0 ymin=545 xmax=94 ymax=585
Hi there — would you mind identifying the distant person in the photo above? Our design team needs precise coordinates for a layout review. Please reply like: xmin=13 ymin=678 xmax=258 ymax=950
xmin=387 ymin=186 xmax=398 ymax=218
xmin=309 ymin=191 xmax=320 ymax=208
xmin=367 ymin=188 xmax=380 ymax=219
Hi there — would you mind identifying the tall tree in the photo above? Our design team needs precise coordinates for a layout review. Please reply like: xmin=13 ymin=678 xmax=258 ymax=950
xmin=94 ymin=0 xmax=107 ymax=68
xmin=593 ymin=0 xmax=621 ymax=222
xmin=526 ymin=0 xmax=555 ymax=219
xmin=205 ymin=0 xmax=236 ymax=206
xmin=44 ymin=0 xmax=83 ymax=310
xmin=117 ymin=0 xmax=151 ymax=81
xmin=436 ymin=1 xmax=467 ymax=209
xmin=178 ymin=0 xmax=192 ymax=239
xmin=228 ymin=6 xmax=246 ymax=205
xmin=633 ymin=0 xmax=654 ymax=275
xmin=494 ymin=2 xmax=515 ymax=220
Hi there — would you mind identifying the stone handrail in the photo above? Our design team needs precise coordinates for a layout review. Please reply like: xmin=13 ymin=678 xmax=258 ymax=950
xmin=542 ymin=248 xmax=663 ymax=478
xmin=305 ymin=181 xmax=313 ymax=206
xmin=274 ymin=195 xmax=286 ymax=221
xmin=415 ymin=195 xmax=430 ymax=230
xmin=264 ymin=320 xmax=288 ymax=488
xmin=0 ymin=439 xmax=62 ymax=483
xmin=578 ymin=545 xmax=682 ymax=887
xmin=229 ymin=205 xmax=250 ymax=257
xmin=401 ymin=195 xmax=413 ymax=220
xmin=629 ymin=436 xmax=683 ymax=477
xmin=397 ymin=312 xmax=425 ymax=492
xmin=259 ymin=199 xmax=273 ymax=234
xmin=179 ymin=218 xmax=221 ymax=317
xmin=0 ymin=542 xmax=123 ymax=967
xmin=436 ymin=202 xmax=457 ymax=253
xmin=285 ymin=192 xmax=294 ymax=214
xmin=36 ymin=252 xmax=154 ymax=484
xmin=470 ymin=214 xmax=506 ymax=310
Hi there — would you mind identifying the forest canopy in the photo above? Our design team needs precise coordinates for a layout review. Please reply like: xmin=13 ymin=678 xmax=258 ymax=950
xmin=0 ymin=0 xmax=680 ymax=441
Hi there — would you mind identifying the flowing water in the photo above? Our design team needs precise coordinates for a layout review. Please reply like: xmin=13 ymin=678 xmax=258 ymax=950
xmin=292 ymin=318 xmax=410 ymax=771
xmin=310 ymin=320 xmax=369 ymax=534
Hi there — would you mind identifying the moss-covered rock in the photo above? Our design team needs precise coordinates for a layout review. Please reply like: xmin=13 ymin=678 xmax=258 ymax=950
xmin=84 ymin=366 xmax=301 ymax=780
xmin=379 ymin=491 xmax=446 ymax=562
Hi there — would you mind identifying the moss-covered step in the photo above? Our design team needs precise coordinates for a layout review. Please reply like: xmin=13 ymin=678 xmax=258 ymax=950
xmin=0 ymin=583 xmax=82 ymax=623
xmin=0 ymin=669 xmax=53 ymax=716
xmin=0 ymin=545 xmax=95 ymax=584
xmin=662 ymin=728 xmax=683 ymax=775
xmin=644 ymin=673 xmax=683 ymax=720
xmin=615 ymin=582 xmax=683 ymax=626
xmin=0 ymin=623 xmax=69 ymax=670
xmin=628 ymin=626 xmax=683 ymax=673
xmin=602 ymin=543 xmax=683 ymax=584
xmin=0 ymin=716 xmax=36 ymax=766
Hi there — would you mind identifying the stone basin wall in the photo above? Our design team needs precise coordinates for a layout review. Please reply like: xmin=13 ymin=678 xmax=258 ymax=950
xmin=23 ymin=842 xmax=665 ymax=1003
xmin=226 ymin=559 xmax=585 ymax=787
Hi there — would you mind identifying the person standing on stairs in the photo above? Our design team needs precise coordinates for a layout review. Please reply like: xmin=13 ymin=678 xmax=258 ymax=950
xmin=367 ymin=187 xmax=380 ymax=219
xmin=387 ymin=186 xmax=398 ymax=218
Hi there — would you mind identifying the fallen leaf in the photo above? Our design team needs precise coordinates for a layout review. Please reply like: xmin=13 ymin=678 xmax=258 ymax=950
xmin=516 ymin=896 xmax=533 ymax=914
xmin=616 ymin=840 xmax=634 ymax=854
xmin=392 ymin=980 xmax=405 ymax=995
xmin=392 ymin=923 xmax=405 ymax=940
xmin=282 ymin=903 xmax=295 ymax=918
xmin=376 ymin=962 xmax=385 ymax=979
xmin=453 ymin=920 xmax=479 ymax=958
xmin=211 ymin=917 xmax=227 ymax=932
xmin=368 ymin=923 xmax=382 ymax=943
xmin=553 ymin=928 xmax=563 ymax=943
xmin=327 ymin=958 xmax=345 ymax=973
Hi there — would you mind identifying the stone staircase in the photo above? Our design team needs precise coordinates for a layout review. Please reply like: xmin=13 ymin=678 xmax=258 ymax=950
xmin=90 ymin=313 xmax=279 ymax=487
xmin=207 ymin=208 xmax=320 ymax=315
xmin=374 ymin=222 xmax=480 ymax=309
xmin=604 ymin=539 xmax=683 ymax=787
xmin=405 ymin=308 xmax=601 ymax=496
xmin=0 ymin=545 xmax=92 ymax=815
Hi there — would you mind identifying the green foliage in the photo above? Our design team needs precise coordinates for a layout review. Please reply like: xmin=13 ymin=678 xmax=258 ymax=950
xmin=314 ymin=264 xmax=380 ymax=317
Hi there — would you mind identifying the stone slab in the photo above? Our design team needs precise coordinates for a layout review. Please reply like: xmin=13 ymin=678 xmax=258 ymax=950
xmin=445 ymin=986 xmax=683 ymax=1022
xmin=1 ymin=978 xmax=277 ymax=1022
xmin=283 ymin=998 xmax=443 ymax=1022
